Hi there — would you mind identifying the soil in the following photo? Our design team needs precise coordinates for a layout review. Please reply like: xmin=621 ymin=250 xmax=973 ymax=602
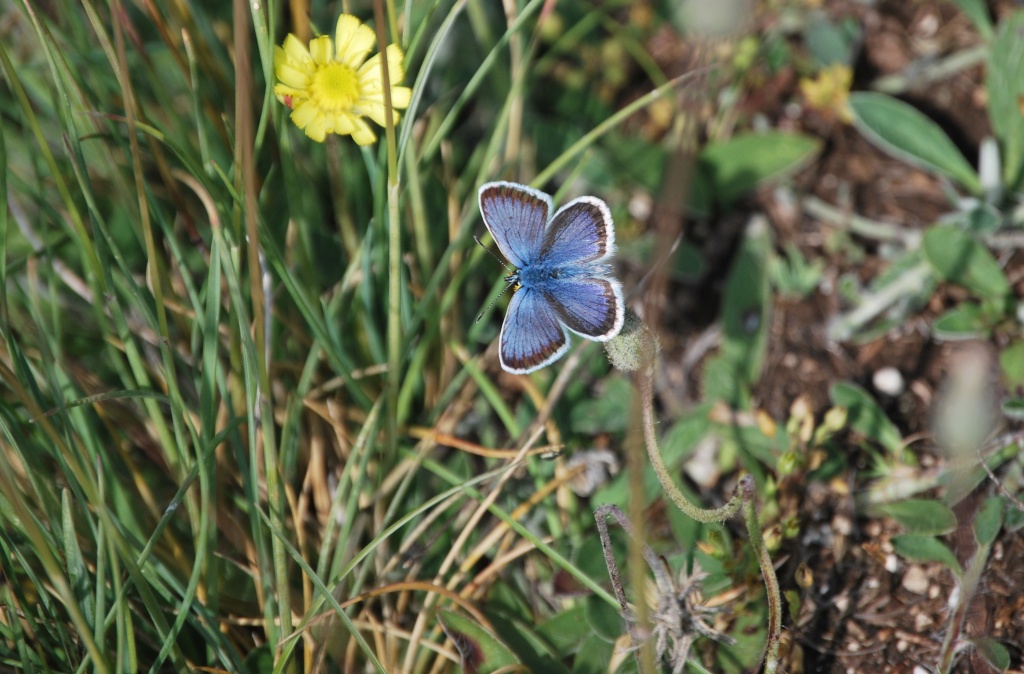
xmin=643 ymin=1 xmax=1024 ymax=671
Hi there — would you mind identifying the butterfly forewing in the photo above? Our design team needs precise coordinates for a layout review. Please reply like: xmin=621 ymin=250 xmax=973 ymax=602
xmin=479 ymin=182 xmax=552 ymax=269
xmin=541 ymin=197 xmax=615 ymax=266
xmin=546 ymin=277 xmax=624 ymax=340
xmin=499 ymin=287 xmax=570 ymax=373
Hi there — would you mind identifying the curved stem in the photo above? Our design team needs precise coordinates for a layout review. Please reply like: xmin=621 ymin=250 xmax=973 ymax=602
xmin=636 ymin=369 xmax=781 ymax=673
xmin=638 ymin=371 xmax=741 ymax=522
xmin=740 ymin=475 xmax=781 ymax=674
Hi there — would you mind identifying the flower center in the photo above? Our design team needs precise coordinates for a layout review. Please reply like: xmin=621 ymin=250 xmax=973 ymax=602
xmin=310 ymin=62 xmax=359 ymax=112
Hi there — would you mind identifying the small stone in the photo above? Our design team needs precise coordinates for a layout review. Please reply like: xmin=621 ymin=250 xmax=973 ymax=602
xmin=873 ymin=366 xmax=905 ymax=396
xmin=902 ymin=566 xmax=929 ymax=594
xmin=915 ymin=612 xmax=933 ymax=631
xmin=946 ymin=584 xmax=960 ymax=609
xmin=832 ymin=514 xmax=852 ymax=536
xmin=897 ymin=639 xmax=909 ymax=652
xmin=885 ymin=554 xmax=898 ymax=573
xmin=683 ymin=437 xmax=720 ymax=489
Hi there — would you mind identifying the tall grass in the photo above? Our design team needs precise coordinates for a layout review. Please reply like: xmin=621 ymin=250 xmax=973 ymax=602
xmin=0 ymin=1 xmax=770 ymax=673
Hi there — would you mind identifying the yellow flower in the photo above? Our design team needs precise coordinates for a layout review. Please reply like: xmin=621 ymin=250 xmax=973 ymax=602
xmin=800 ymin=64 xmax=853 ymax=124
xmin=273 ymin=14 xmax=412 ymax=144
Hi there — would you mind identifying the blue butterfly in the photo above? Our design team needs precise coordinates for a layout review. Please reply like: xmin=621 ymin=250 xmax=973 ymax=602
xmin=478 ymin=181 xmax=625 ymax=374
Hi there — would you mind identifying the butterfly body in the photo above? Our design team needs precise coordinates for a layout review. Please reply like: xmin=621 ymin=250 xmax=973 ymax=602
xmin=478 ymin=181 xmax=625 ymax=374
xmin=514 ymin=257 xmax=611 ymax=288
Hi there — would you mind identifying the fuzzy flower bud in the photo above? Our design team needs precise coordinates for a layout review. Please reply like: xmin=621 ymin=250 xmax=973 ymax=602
xmin=603 ymin=308 xmax=660 ymax=373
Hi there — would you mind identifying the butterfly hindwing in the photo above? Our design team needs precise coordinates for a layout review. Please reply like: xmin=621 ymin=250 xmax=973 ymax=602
xmin=499 ymin=287 xmax=570 ymax=374
xmin=479 ymin=182 xmax=552 ymax=269
xmin=541 ymin=196 xmax=615 ymax=266
xmin=546 ymin=276 xmax=624 ymax=341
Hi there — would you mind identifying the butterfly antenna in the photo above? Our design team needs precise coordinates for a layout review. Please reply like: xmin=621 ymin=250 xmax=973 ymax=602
xmin=475 ymin=278 xmax=516 ymax=323
xmin=474 ymin=235 xmax=513 ymax=274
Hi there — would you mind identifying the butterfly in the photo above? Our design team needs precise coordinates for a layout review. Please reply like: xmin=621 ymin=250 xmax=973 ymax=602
xmin=478 ymin=181 xmax=625 ymax=374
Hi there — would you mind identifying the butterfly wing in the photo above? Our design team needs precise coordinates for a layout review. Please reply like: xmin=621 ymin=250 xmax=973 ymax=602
xmin=541 ymin=195 xmax=624 ymax=340
xmin=541 ymin=196 xmax=615 ymax=266
xmin=499 ymin=287 xmax=570 ymax=374
xmin=545 ymin=276 xmax=624 ymax=341
xmin=479 ymin=182 xmax=552 ymax=269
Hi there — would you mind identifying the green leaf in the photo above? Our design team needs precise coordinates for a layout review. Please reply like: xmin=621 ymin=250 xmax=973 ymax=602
xmin=570 ymin=377 xmax=633 ymax=434
xmin=932 ymin=303 xmax=990 ymax=341
xmin=891 ymin=534 xmax=963 ymax=576
xmin=962 ymin=202 xmax=1003 ymax=235
xmin=830 ymin=382 xmax=903 ymax=453
xmin=719 ymin=218 xmax=772 ymax=391
xmin=849 ymin=92 xmax=982 ymax=194
xmin=999 ymin=339 xmax=1024 ymax=389
xmin=537 ymin=606 xmax=590 ymax=658
xmin=670 ymin=241 xmax=707 ymax=282
xmin=973 ymin=496 xmax=1004 ymax=547
xmin=987 ymin=11 xmax=1024 ymax=188
xmin=584 ymin=594 xmax=625 ymax=643
xmin=1006 ymin=499 xmax=1024 ymax=532
xmin=693 ymin=132 xmax=821 ymax=212
xmin=804 ymin=15 xmax=861 ymax=67
xmin=923 ymin=226 xmax=1011 ymax=300
xmin=1002 ymin=398 xmax=1024 ymax=420
xmin=701 ymin=355 xmax=751 ymax=409
xmin=62 ymin=489 xmax=94 ymax=630
xmin=972 ymin=637 xmax=1010 ymax=672
xmin=438 ymin=610 xmax=520 ymax=674
xmin=243 ymin=645 xmax=275 ymax=674
xmin=571 ymin=633 xmax=616 ymax=674
xmin=877 ymin=499 xmax=957 ymax=535
xmin=951 ymin=0 xmax=995 ymax=39
xmin=661 ymin=403 xmax=714 ymax=464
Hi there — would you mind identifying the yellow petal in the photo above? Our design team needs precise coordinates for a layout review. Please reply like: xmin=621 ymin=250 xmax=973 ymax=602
xmin=351 ymin=117 xmax=377 ymax=145
xmin=305 ymin=121 xmax=327 ymax=142
xmin=361 ymin=101 xmax=386 ymax=126
xmin=358 ymin=44 xmax=404 ymax=85
xmin=358 ymin=53 xmax=384 ymax=88
xmin=359 ymin=100 xmax=403 ymax=128
xmin=309 ymin=35 xmax=333 ymax=65
xmin=383 ymin=44 xmax=405 ymax=82
xmin=358 ymin=85 xmax=410 ymax=111
xmin=390 ymin=86 xmax=412 ymax=109
xmin=331 ymin=112 xmax=357 ymax=135
xmin=291 ymin=100 xmax=319 ymax=128
xmin=281 ymin=34 xmax=310 ymax=63
xmin=276 ymin=61 xmax=310 ymax=89
xmin=334 ymin=14 xmax=376 ymax=68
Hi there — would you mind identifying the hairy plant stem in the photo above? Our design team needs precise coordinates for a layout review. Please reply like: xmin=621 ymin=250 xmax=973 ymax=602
xmin=636 ymin=369 xmax=781 ymax=673
xmin=637 ymin=372 xmax=741 ymax=523
xmin=936 ymin=541 xmax=993 ymax=674
xmin=740 ymin=475 xmax=781 ymax=674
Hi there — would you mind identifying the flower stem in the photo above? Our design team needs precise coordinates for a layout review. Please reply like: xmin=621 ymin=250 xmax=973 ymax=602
xmin=741 ymin=475 xmax=781 ymax=674
xmin=638 ymin=371 xmax=741 ymax=522
xmin=374 ymin=0 xmax=401 ymax=462
xmin=636 ymin=369 xmax=780 ymax=673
